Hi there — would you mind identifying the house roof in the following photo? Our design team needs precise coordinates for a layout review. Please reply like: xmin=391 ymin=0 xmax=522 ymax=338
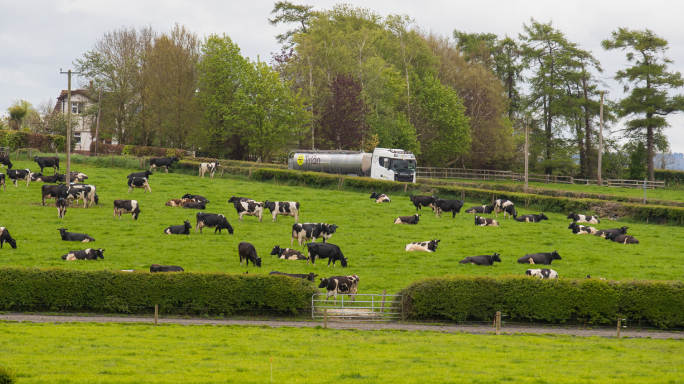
xmin=53 ymin=90 xmax=92 ymax=113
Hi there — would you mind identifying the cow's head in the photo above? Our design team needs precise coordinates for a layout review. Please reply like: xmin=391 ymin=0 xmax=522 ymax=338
xmin=566 ymin=212 xmax=576 ymax=219
xmin=620 ymin=226 xmax=629 ymax=234
xmin=172 ymin=156 xmax=180 ymax=162
xmin=94 ymin=194 xmax=100 ymax=205
xmin=318 ymin=278 xmax=329 ymax=288
xmin=568 ymin=222 xmax=577 ymax=230
xmin=263 ymin=200 xmax=276 ymax=211
xmin=511 ymin=210 xmax=518 ymax=219
xmin=370 ymin=192 xmax=379 ymax=199
xmin=270 ymin=246 xmax=281 ymax=256
xmin=33 ymin=156 xmax=39 ymax=162
xmin=228 ymin=196 xmax=239 ymax=203
xmin=183 ymin=220 xmax=191 ymax=230
xmin=145 ymin=170 xmax=153 ymax=177
xmin=540 ymin=213 xmax=548 ymax=220
xmin=306 ymin=273 xmax=317 ymax=282
xmin=325 ymin=224 xmax=338 ymax=234
xmin=150 ymin=264 xmax=162 ymax=273
xmin=340 ymin=257 xmax=348 ymax=267
xmin=429 ymin=239 xmax=441 ymax=251
xmin=492 ymin=253 xmax=502 ymax=263
xmin=61 ymin=254 xmax=68 ymax=260
xmin=182 ymin=193 xmax=193 ymax=199
xmin=95 ymin=248 xmax=105 ymax=259
xmin=551 ymin=251 xmax=561 ymax=260
xmin=525 ymin=269 xmax=538 ymax=277
xmin=58 ymin=228 xmax=67 ymax=237
xmin=605 ymin=232 xmax=614 ymax=241
xmin=132 ymin=210 xmax=140 ymax=220
xmin=254 ymin=257 xmax=262 ymax=267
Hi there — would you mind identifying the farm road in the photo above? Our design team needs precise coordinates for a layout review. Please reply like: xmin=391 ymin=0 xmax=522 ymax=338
xmin=1 ymin=313 xmax=682 ymax=340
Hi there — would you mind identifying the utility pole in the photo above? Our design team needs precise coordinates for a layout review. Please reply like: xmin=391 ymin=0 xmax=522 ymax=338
xmin=60 ymin=68 xmax=80 ymax=183
xmin=524 ymin=116 xmax=529 ymax=193
xmin=597 ymin=91 xmax=604 ymax=186
xmin=94 ymin=86 xmax=102 ymax=156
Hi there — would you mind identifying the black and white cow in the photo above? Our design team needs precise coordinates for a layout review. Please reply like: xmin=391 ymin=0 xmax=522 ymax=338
xmin=127 ymin=177 xmax=151 ymax=193
xmin=269 ymin=271 xmax=318 ymax=282
xmin=7 ymin=169 xmax=31 ymax=187
xmin=228 ymin=196 xmax=255 ymax=203
xmin=195 ymin=212 xmax=234 ymax=234
xmin=149 ymin=156 xmax=179 ymax=173
xmin=404 ymin=239 xmax=440 ymax=252
xmin=291 ymin=223 xmax=338 ymax=246
xmin=370 ymin=192 xmax=391 ymax=203
xmin=566 ymin=212 xmax=600 ymax=224
xmin=515 ymin=213 xmax=548 ymax=223
xmin=605 ymin=233 xmax=639 ymax=244
xmin=56 ymin=197 xmax=68 ymax=218
xmin=409 ymin=195 xmax=438 ymax=211
xmin=394 ymin=214 xmax=420 ymax=224
xmin=164 ymin=220 xmax=192 ymax=235
xmin=150 ymin=264 xmax=184 ymax=272
xmin=34 ymin=156 xmax=59 ymax=173
xmin=182 ymin=194 xmax=209 ymax=203
xmin=0 ymin=173 xmax=5 ymax=192
xmin=0 ymin=227 xmax=17 ymax=249
xmin=66 ymin=186 xmax=92 ymax=208
xmin=517 ymin=251 xmax=561 ymax=265
xmin=0 ymin=153 xmax=12 ymax=169
xmin=166 ymin=198 xmax=195 ymax=207
xmin=113 ymin=199 xmax=141 ymax=220
xmin=474 ymin=215 xmax=499 ymax=226
xmin=233 ymin=200 xmax=264 ymax=222
xmin=183 ymin=201 xmax=207 ymax=210
xmin=305 ymin=242 xmax=348 ymax=267
xmin=493 ymin=199 xmax=517 ymax=219
xmin=127 ymin=170 xmax=153 ymax=179
xmin=199 ymin=161 xmax=219 ymax=178
xmin=434 ymin=199 xmax=464 ymax=218
xmin=61 ymin=248 xmax=105 ymax=261
xmin=59 ymin=172 xmax=87 ymax=183
xmin=238 ymin=241 xmax=262 ymax=267
xmin=568 ymin=222 xmax=598 ymax=235
xmin=459 ymin=253 xmax=502 ymax=266
xmin=58 ymin=228 xmax=95 ymax=242
xmin=270 ymin=246 xmax=308 ymax=260
xmin=595 ymin=226 xmax=629 ymax=238
xmin=318 ymin=275 xmax=359 ymax=304
xmin=464 ymin=205 xmax=495 ymax=214
xmin=526 ymin=269 xmax=558 ymax=279
xmin=41 ymin=183 xmax=69 ymax=205
xmin=263 ymin=201 xmax=300 ymax=222
xmin=585 ymin=275 xmax=607 ymax=281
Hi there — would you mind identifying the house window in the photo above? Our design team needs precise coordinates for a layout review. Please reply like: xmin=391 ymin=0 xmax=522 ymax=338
xmin=74 ymin=132 xmax=82 ymax=145
xmin=71 ymin=102 xmax=84 ymax=114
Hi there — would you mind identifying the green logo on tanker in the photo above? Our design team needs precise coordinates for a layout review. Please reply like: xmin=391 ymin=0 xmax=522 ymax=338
xmin=297 ymin=154 xmax=304 ymax=165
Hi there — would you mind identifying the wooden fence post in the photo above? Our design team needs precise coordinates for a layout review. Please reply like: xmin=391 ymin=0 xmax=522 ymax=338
xmin=154 ymin=304 xmax=158 ymax=326
xmin=496 ymin=311 xmax=501 ymax=335
xmin=617 ymin=318 xmax=622 ymax=339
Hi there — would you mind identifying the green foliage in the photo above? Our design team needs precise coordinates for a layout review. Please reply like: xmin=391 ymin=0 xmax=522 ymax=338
xmin=628 ymin=142 xmax=647 ymax=180
xmin=269 ymin=1 xmax=314 ymax=48
xmin=121 ymin=145 xmax=134 ymax=156
xmin=654 ymin=169 xmax=684 ymax=185
xmin=0 ymin=366 xmax=16 ymax=384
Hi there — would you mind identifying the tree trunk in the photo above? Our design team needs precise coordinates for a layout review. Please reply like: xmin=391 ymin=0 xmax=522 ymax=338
xmin=582 ymin=77 xmax=593 ymax=179
xmin=647 ymin=123 xmax=654 ymax=181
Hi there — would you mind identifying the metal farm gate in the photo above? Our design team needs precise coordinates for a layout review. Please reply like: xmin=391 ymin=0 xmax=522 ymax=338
xmin=311 ymin=293 xmax=402 ymax=322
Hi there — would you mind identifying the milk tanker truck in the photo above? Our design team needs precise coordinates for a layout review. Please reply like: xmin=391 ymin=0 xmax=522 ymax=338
xmin=287 ymin=148 xmax=417 ymax=183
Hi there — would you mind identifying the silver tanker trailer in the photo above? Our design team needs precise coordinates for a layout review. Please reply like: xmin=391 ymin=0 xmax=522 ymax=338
xmin=288 ymin=148 xmax=416 ymax=183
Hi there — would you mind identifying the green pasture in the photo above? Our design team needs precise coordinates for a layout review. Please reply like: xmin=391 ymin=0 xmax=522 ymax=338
xmin=1 ymin=159 xmax=683 ymax=294
xmin=0 ymin=322 xmax=682 ymax=383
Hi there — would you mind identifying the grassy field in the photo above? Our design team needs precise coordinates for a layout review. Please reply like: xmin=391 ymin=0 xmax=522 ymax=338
xmin=0 ymin=322 xmax=682 ymax=383
xmin=1 ymin=159 xmax=684 ymax=294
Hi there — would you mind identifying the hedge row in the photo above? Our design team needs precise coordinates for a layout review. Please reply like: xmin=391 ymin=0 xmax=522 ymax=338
xmin=0 ymin=267 xmax=317 ymax=315
xmin=0 ymin=131 xmax=66 ymax=152
xmin=654 ymin=169 xmax=684 ymax=184
xmin=398 ymin=276 xmax=684 ymax=327
xmin=90 ymin=142 xmax=186 ymax=159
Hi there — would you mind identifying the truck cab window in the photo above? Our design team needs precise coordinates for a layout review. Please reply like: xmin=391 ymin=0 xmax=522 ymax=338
xmin=390 ymin=159 xmax=416 ymax=172
xmin=380 ymin=157 xmax=390 ymax=169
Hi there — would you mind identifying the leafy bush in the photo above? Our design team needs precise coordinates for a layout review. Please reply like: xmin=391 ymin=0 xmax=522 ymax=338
xmin=654 ymin=169 xmax=684 ymax=185
xmin=122 ymin=145 xmax=135 ymax=156
xmin=0 ymin=366 xmax=16 ymax=384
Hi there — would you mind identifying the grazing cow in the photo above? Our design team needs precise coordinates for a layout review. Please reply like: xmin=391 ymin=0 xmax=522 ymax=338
xmin=183 ymin=201 xmax=206 ymax=210
xmin=459 ymin=253 xmax=502 ymax=266
xmin=56 ymin=197 xmax=68 ymax=218
xmin=269 ymin=271 xmax=318 ymax=282
xmin=164 ymin=220 xmax=192 ymax=235
xmin=0 ymin=173 xmax=5 ymax=192
xmin=515 ymin=213 xmax=548 ymax=223
xmin=474 ymin=215 xmax=499 ymax=226
xmin=291 ymin=223 xmax=338 ymax=246
xmin=238 ymin=242 xmax=262 ymax=267
xmin=7 ymin=169 xmax=31 ymax=187
xmin=195 ymin=212 xmax=234 ymax=234
xmin=199 ymin=161 xmax=219 ymax=178
xmin=61 ymin=248 xmax=105 ymax=261
xmin=305 ymin=242 xmax=348 ymax=267
xmin=41 ymin=183 xmax=69 ymax=205
xmin=526 ymin=269 xmax=559 ymax=279
xmin=66 ymin=186 xmax=92 ymax=208
xmin=149 ymin=156 xmax=179 ymax=173
xmin=605 ymin=233 xmax=640 ymax=244
xmin=270 ymin=245 xmax=308 ymax=260
xmin=228 ymin=196 xmax=255 ymax=203
xmin=409 ymin=195 xmax=438 ymax=211
xmin=465 ymin=205 xmax=495 ymax=215
xmin=58 ymin=228 xmax=95 ymax=242
xmin=517 ymin=251 xmax=561 ymax=265
xmin=318 ymin=275 xmax=359 ymax=304
xmin=182 ymin=194 xmax=209 ymax=203
xmin=150 ymin=264 xmax=184 ymax=272
xmin=113 ymin=199 xmax=141 ymax=220
xmin=370 ymin=192 xmax=391 ymax=203
xmin=404 ymin=239 xmax=440 ymax=252
xmin=566 ymin=212 xmax=600 ymax=224
xmin=127 ymin=170 xmax=153 ymax=179
xmin=394 ymin=214 xmax=420 ymax=224
xmin=434 ymin=199 xmax=464 ymax=218
xmin=128 ymin=177 xmax=151 ymax=193
xmin=69 ymin=183 xmax=97 ymax=208
xmin=595 ymin=226 xmax=629 ymax=238
xmin=0 ymin=227 xmax=17 ymax=249
xmin=0 ymin=153 xmax=12 ymax=169
xmin=493 ymin=199 xmax=517 ymax=219
xmin=263 ymin=201 xmax=300 ymax=222
xmin=568 ymin=222 xmax=598 ymax=235
xmin=165 ymin=198 xmax=195 ymax=207
xmin=34 ymin=156 xmax=60 ymax=173
xmin=233 ymin=200 xmax=264 ymax=222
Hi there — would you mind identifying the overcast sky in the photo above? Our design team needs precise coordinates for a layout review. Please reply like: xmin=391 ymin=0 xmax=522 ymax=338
xmin=2 ymin=0 xmax=683 ymax=151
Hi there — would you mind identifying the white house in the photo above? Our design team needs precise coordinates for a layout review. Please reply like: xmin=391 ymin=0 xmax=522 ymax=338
xmin=53 ymin=90 xmax=95 ymax=153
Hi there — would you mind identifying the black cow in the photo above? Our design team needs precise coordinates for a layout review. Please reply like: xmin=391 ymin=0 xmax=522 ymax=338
xmin=270 ymin=246 xmax=308 ymax=260
xmin=34 ymin=156 xmax=60 ymax=173
xmin=370 ymin=192 xmax=391 ymax=203
xmin=61 ymin=248 xmax=105 ymax=260
xmin=526 ymin=269 xmax=559 ymax=279
xmin=56 ymin=197 xmax=68 ymax=218
xmin=494 ymin=199 xmax=517 ymax=219
xmin=58 ymin=228 xmax=95 ymax=242
xmin=183 ymin=201 xmax=206 ymax=210
xmin=269 ymin=271 xmax=318 ymax=282
xmin=228 ymin=196 xmax=255 ymax=203
xmin=409 ymin=195 xmax=438 ymax=211
xmin=127 ymin=170 xmax=153 ymax=179
xmin=515 ymin=213 xmax=548 ymax=223
xmin=595 ymin=226 xmax=629 ymax=238
xmin=0 ymin=227 xmax=17 ymax=249
xmin=464 ymin=205 xmax=494 ymax=214
xmin=305 ymin=242 xmax=347 ymax=267
xmin=0 ymin=173 xmax=5 ymax=192
xmin=0 ymin=153 xmax=12 ymax=169
xmin=263 ymin=201 xmax=300 ymax=222
xmin=568 ymin=222 xmax=598 ymax=235
xmin=291 ymin=223 xmax=338 ymax=246
xmin=605 ymin=233 xmax=639 ymax=244
xmin=318 ymin=275 xmax=359 ymax=304
xmin=182 ymin=194 xmax=209 ymax=203
xmin=35 ymin=173 xmax=60 ymax=183
xmin=164 ymin=220 xmax=192 ymax=235
xmin=238 ymin=242 xmax=262 ymax=267
xmin=517 ymin=251 xmax=561 ymax=265
xmin=394 ymin=214 xmax=420 ymax=224
xmin=150 ymin=264 xmax=184 ymax=272
xmin=195 ymin=212 xmax=233 ymax=234
xmin=113 ymin=199 xmax=141 ymax=220
xmin=474 ymin=215 xmax=499 ymax=226
xmin=434 ymin=199 xmax=464 ymax=218
xmin=566 ymin=212 xmax=600 ymax=224
xmin=128 ymin=177 xmax=151 ymax=193
xmin=459 ymin=253 xmax=502 ymax=266
xmin=8 ymin=169 xmax=31 ymax=187
xmin=149 ymin=156 xmax=179 ymax=173
xmin=41 ymin=183 xmax=69 ymax=205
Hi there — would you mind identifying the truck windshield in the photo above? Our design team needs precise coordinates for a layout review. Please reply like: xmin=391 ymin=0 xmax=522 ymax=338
xmin=390 ymin=159 xmax=416 ymax=172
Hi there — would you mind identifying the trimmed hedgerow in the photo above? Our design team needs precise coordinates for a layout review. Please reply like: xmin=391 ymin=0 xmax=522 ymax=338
xmin=654 ymin=169 xmax=684 ymax=185
xmin=0 ymin=366 xmax=16 ymax=384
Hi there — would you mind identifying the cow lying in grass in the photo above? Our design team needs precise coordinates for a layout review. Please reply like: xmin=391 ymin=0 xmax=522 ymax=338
xmin=517 ymin=251 xmax=561 ymax=265
xmin=183 ymin=194 xmax=209 ymax=203
xmin=404 ymin=239 xmax=440 ymax=252
xmin=567 ymin=212 xmax=600 ymax=224
xmin=318 ymin=275 xmax=359 ymax=305
xmin=459 ymin=253 xmax=501 ymax=266
xmin=164 ymin=220 xmax=192 ymax=235
xmin=370 ymin=192 xmax=390 ymax=203
xmin=515 ymin=213 xmax=548 ymax=222
xmin=465 ymin=205 xmax=494 ymax=214
xmin=270 ymin=246 xmax=308 ymax=261
xmin=61 ymin=248 xmax=104 ymax=261
xmin=526 ymin=269 xmax=558 ymax=279
xmin=595 ymin=226 xmax=628 ymax=238
xmin=394 ymin=214 xmax=420 ymax=224
xmin=58 ymin=228 xmax=95 ymax=242
xmin=474 ymin=215 xmax=499 ymax=226
xmin=568 ymin=222 xmax=598 ymax=235
xmin=150 ymin=264 xmax=184 ymax=272
xmin=605 ymin=233 xmax=639 ymax=244
xmin=269 ymin=271 xmax=317 ymax=282
xmin=165 ymin=198 xmax=195 ymax=207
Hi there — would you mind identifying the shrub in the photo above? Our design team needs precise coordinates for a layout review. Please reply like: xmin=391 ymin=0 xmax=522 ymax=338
xmin=122 ymin=145 xmax=135 ymax=156
xmin=654 ymin=169 xmax=684 ymax=185
xmin=0 ymin=366 xmax=16 ymax=384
